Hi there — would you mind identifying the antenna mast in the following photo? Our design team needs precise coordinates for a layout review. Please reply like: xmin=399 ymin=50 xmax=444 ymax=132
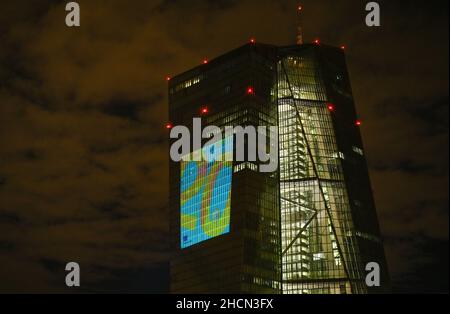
xmin=296 ymin=4 xmax=303 ymax=45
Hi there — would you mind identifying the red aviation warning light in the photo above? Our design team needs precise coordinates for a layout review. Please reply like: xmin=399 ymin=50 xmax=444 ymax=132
xmin=202 ymin=59 xmax=208 ymax=64
xmin=247 ymin=86 xmax=254 ymax=95
xmin=250 ymin=38 xmax=256 ymax=44
xmin=327 ymin=103 xmax=335 ymax=111
xmin=201 ymin=106 xmax=209 ymax=115
xmin=166 ymin=76 xmax=171 ymax=81
xmin=355 ymin=120 xmax=362 ymax=126
xmin=313 ymin=38 xmax=320 ymax=45
xmin=340 ymin=45 xmax=346 ymax=50
xmin=165 ymin=122 xmax=173 ymax=129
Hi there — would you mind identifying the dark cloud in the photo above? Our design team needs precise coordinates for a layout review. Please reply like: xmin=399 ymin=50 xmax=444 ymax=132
xmin=0 ymin=0 xmax=448 ymax=293
xmin=386 ymin=235 xmax=449 ymax=293
xmin=101 ymin=94 xmax=164 ymax=121
xmin=374 ymin=96 xmax=449 ymax=136
xmin=372 ymin=158 xmax=437 ymax=175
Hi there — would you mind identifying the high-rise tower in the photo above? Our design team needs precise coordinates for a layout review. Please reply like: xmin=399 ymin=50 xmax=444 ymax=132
xmin=168 ymin=42 xmax=389 ymax=294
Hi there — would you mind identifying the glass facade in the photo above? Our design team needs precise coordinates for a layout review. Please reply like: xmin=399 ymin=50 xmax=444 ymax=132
xmin=277 ymin=54 xmax=365 ymax=293
xmin=276 ymin=46 xmax=388 ymax=293
xmin=169 ymin=43 xmax=389 ymax=294
xmin=169 ymin=44 xmax=281 ymax=293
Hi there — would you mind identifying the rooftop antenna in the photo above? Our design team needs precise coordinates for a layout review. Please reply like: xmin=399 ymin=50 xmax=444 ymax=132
xmin=296 ymin=4 xmax=303 ymax=45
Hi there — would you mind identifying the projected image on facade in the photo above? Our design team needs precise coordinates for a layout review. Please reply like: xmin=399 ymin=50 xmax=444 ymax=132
xmin=180 ymin=137 xmax=233 ymax=248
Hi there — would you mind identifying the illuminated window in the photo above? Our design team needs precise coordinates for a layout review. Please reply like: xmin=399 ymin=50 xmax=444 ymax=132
xmin=332 ymin=152 xmax=345 ymax=159
xmin=352 ymin=146 xmax=364 ymax=156
xmin=172 ymin=74 xmax=204 ymax=94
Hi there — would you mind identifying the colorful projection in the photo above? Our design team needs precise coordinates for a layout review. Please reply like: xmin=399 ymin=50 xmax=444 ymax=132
xmin=180 ymin=137 xmax=233 ymax=248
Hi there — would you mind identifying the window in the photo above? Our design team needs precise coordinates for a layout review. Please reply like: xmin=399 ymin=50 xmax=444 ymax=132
xmin=352 ymin=146 xmax=364 ymax=156
xmin=171 ymin=74 xmax=205 ymax=94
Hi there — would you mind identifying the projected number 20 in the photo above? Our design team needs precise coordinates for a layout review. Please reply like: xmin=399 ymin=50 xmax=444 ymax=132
xmin=180 ymin=140 xmax=232 ymax=249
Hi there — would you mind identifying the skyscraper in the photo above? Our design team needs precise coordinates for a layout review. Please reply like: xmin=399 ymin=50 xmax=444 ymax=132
xmin=168 ymin=41 xmax=389 ymax=294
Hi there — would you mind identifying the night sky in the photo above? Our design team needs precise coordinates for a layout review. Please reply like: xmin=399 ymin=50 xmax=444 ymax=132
xmin=0 ymin=0 xmax=448 ymax=293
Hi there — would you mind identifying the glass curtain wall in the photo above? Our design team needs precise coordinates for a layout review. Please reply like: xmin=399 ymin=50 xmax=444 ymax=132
xmin=276 ymin=53 xmax=366 ymax=294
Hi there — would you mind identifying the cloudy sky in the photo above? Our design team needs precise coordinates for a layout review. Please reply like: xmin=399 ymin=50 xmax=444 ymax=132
xmin=0 ymin=0 xmax=448 ymax=293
